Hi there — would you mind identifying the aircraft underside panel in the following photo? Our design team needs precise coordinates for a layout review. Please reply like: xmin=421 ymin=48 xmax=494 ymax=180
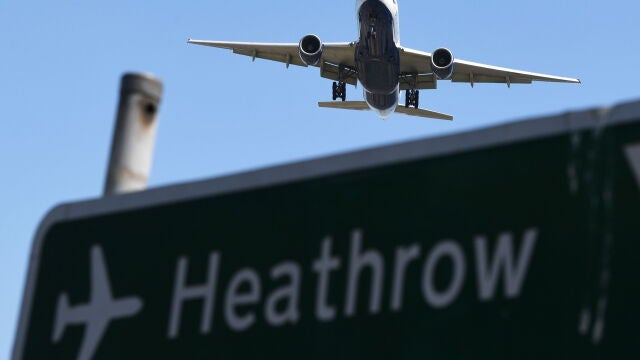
xmin=356 ymin=0 xmax=400 ymax=96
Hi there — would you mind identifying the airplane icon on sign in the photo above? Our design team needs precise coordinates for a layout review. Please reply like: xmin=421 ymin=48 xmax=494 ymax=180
xmin=52 ymin=245 xmax=143 ymax=360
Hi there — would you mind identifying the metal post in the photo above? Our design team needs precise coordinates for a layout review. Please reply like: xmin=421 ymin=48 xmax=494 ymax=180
xmin=104 ymin=73 xmax=163 ymax=196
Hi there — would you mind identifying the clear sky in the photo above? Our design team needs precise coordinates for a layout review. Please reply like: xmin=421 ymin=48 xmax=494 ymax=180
xmin=0 ymin=0 xmax=638 ymax=357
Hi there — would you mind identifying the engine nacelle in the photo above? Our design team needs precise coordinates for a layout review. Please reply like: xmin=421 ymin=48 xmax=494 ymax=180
xmin=298 ymin=34 xmax=324 ymax=66
xmin=431 ymin=48 xmax=455 ymax=80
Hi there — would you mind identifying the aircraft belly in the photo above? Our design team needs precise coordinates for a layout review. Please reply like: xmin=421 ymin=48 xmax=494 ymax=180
xmin=356 ymin=0 xmax=400 ymax=101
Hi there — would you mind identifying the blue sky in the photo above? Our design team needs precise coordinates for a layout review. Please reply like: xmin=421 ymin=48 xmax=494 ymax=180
xmin=1 ymin=0 xmax=638 ymax=357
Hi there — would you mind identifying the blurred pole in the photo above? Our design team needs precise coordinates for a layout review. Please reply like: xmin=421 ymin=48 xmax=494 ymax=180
xmin=104 ymin=73 xmax=163 ymax=196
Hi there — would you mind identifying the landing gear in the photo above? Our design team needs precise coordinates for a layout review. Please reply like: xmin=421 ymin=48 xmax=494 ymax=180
xmin=333 ymin=81 xmax=347 ymax=101
xmin=405 ymin=89 xmax=419 ymax=108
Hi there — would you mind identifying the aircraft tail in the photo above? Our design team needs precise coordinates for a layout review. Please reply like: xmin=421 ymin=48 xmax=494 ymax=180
xmin=52 ymin=293 xmax=70 ymax=343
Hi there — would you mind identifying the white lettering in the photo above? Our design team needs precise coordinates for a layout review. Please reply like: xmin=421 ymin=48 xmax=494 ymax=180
xmin=474 ymin=228 xmax=538 ymax=300
xmin=312 ymin=237 xmax=341 ymax=322
xmin=345 ymin=229 xmax=384 ymax=316
xmin=264 ymin=262 xmax=301 ymax=326
xmin=390 ymin=243 xmax=421 ymax=312
xmin=224 ymin=268 xmax=261 ymax=332
xmin=625 ymin=143 xmax=640 ymax=189
xmin=164 ymin=227 xmax=539 ymax=340
xmin=422 ymin=241 xmax=465 ymax=309
xmin=167 ymin=252 xmax=220 ymax=339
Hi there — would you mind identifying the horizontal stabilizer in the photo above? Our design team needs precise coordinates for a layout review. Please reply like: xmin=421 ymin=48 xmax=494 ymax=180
xmin=318 ymin=101 xmax=370 ymax=111
xmin=52 ymin=293 xmax=70 ymax=342
xmin=318 ymin=101 xmax=453 ymax=120
xmin=395 ymin=105 xmax=453 ymax=120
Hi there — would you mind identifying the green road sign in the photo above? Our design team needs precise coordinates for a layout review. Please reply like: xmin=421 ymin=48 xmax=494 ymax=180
xmin=13 ymin=101 xmax=640 ymax=359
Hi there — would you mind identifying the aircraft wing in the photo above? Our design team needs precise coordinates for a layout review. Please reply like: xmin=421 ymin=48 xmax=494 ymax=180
xmin=399 ymin=47 xmax=580 ymax=86
xmin=187 ymin=39 xmax=358 ymax=84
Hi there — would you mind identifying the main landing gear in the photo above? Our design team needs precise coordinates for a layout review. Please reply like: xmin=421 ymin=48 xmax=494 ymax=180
xmin=333 ymin=81 xmax=347 ymax=101
xmin=405 ymin=89 xmax=419 ymax=108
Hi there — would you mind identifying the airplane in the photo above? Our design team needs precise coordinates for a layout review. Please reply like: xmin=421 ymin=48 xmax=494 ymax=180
xmin=187 ymin=0 xmax=580 ymax=120
xmin=52 ymin=246 xmax=143 ymax=360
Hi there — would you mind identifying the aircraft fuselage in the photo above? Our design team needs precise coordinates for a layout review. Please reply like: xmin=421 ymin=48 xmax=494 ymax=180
xmin=355 ymin=0 xmax=401 ymax=118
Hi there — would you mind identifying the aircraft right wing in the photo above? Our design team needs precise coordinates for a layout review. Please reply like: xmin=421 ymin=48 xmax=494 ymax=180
xmin=399 ymin=47 xmax=580 ymax=86
xmin=187 ymin=39 xmax=359 ymax=84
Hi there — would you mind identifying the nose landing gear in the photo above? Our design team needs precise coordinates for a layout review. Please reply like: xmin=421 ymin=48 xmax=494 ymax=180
xmin=405 ymin=89 xmax=419 ymax=108
xmin=333 ymin=81 xmax=347 ymax=101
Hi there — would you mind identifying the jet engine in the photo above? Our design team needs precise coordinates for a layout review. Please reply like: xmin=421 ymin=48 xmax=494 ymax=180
xmin=298 ymin=34 xmax=324 ymax=66
xmin=431 ymin=48 xmax=455 ymax=80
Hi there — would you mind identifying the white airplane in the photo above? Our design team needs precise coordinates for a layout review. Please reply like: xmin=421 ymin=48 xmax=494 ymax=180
xmin=52 ymin=246 xmax=143 ymax=360
xmin=188 ymin=0 xmax=580 ymax=120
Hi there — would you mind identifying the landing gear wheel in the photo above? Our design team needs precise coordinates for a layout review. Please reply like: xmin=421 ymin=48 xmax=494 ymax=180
xmin=332 ymin=81 xmax=347 ymax=102
xmin=405 ymin=89 xmax=419 ymax=108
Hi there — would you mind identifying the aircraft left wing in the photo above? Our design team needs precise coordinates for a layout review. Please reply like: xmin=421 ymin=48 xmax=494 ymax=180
xmin=399 ymin=47 xmax=580 ymax=86
xmin=187 ymin=39 xmax=358 ymax=84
